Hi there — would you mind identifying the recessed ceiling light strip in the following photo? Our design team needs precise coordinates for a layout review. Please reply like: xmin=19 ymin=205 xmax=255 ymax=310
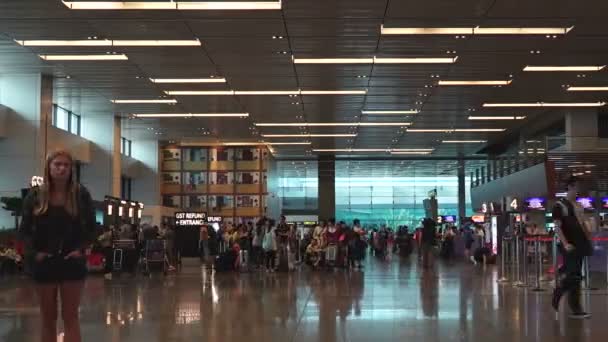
xmin=468 ymin=116 xmax=526 ymax=120
xmin=255 ymin=122 xmax=411 ymax=127
xmin=18 ymin=39 xmax=201 ymax=47
xmin=566 ymin=86 xmax=608 ymax=92
xmin=361 ymin=110 xmax=419 ymax=115
xmin=61 ymin=1 xmax=282 ymax=10
xmin=380 ymin=25 xmax=573 ymax=35
xmin=407 ymin=128 xmax=506 ymax=132
xmin=131 ymin=113 xmax=249 ymax=118
xmin=39 ymin=54 xmax=128 ymax=61
xmin=442 ymin=140 xmax=487 ymax=143
xmin=293 ymin=57 xmax=457 ymax=64
xmin=523 ymin=65 xmax=605 ymax=72
xmin=111 ymin=99 xmax=177 ymax=104
xmin=262 ymin=134 xmax=357 ymax=138
xmin=438 ymin=80 xmax=512 ymax=86
xmin=149 ymin=78 xmax=226 ymax=83
xmin=483 ymin=102 xmax=605 ymax=108
xmin=264 ymin=142 xmax=312 ymax=145
xmin=165 ymin=89 xmax=367 ymax=96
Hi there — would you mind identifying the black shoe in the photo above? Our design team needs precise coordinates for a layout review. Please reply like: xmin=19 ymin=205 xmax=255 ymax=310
xmin=551 ymin=288 xmax=563 ymax=312
xmin=569 ymin=312 xmax=591 ymax=319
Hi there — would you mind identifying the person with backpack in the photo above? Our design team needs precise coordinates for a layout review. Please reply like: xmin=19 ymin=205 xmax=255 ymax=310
xmin=552 ymin=176 xmax=594 ymax=319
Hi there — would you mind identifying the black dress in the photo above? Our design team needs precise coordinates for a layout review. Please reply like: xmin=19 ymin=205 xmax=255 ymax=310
xmin=31 ymin=205 xmax=87 ymax=283
xmin=19 ymin=185 xmax=95 ymax=284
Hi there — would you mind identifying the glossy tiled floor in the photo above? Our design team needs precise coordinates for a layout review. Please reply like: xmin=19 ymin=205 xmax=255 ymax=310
xmin=1 ymin=255 xmax=608 ymax=342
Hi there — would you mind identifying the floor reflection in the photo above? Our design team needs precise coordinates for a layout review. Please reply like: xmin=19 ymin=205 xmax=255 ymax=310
xmin=0 ymin=257 xmax=606 ymax=342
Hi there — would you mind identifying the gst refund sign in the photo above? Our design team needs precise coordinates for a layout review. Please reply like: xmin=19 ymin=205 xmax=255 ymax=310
xmin=175 ymin=212 xmax=207 ymax=226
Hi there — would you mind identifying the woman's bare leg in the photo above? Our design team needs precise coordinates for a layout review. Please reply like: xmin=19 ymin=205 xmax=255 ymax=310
xmin=60 ymin=281 xmax=84 ymax=342
xmin=36 ymin=283 xmax=59 ymax=342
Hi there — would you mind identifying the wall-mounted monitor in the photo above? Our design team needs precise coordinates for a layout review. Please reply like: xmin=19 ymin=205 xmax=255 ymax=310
xmin=524 ymin=197 xmax=546 ymax=211
xmin=576 ymin=197 xmax=595 ymax=211
xmin=440 ymin=215 xmax=456 ymax=223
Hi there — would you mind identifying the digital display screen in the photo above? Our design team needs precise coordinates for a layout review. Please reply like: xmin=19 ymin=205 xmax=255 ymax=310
xmin=525 ymin=197 xmax=546 ymax=211
xmin=602 ymin=198 xmax=608 ymax=209
xmin=175 ymin=212 xmax=207 ymax=226
xmin=441 ymin=215 xmax=456 ymax=223
xmin=576 ymin=197 xmax=595 ymax=211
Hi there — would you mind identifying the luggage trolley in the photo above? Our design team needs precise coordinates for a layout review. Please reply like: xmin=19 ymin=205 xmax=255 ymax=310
xmin=112 ymin=239 xmax=137 ymax=273
xmin=143 ymin=239 xmax=168 ymax=276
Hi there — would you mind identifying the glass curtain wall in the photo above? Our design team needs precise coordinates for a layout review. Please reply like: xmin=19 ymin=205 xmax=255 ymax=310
xmin=276 ymin=161 xmax=318 ymax=212
xmin=335 ymin=160 xmax=472 ymax=228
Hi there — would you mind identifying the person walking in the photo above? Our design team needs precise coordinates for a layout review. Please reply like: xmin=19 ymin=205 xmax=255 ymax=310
xmin=552 ymin=176 xmax=594 ymax=318
xmin=420 ymin=218 xmax=437 ymax=269
xmin=19 ymin=150 xmax=95 ymax=342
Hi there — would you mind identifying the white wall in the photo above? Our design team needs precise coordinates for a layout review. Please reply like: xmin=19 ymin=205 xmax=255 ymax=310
xmin=0 ymin=74 xmax=47 ymax=229
xmin=131 ymin=139 xmax=160 ymax=207
xmin=47 ymin=126 xmax=92 ymax=163
xmin=80 ymin=113 xmax=115 ymax=201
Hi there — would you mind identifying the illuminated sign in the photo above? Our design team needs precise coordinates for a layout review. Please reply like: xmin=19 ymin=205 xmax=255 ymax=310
xmin=525 ymin=197 xmax=546 ymax=211
xmin=471 ymin=215 xmax=485 ymax=223
xmin=576 ymin=197 xmax=595 ymax=211
xmin=439 ymin=215 xmax=456 ymax=223
xmin=175 ymin=212 xmax=207 ymax=226
xmin=481 ymin=203 xmax=488 ymax=213
xmin=206 ymin=216 xmax=222 ymax=223
xmin=30 ymin=176 xmax=43 ymax=187
xmin=602 ymin=198 xmax=608 ymax=209
xmin=507 ymin=197 xmax=519 ymax=211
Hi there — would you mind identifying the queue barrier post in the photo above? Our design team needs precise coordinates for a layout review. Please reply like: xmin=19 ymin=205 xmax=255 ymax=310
xmin=531 ymin=236 xmax=545 ymax=292
xmin=552 ymin=234 xmax=559 ymax=289
xmin=513 ymin=235 xmax=523 ymax=287
xmin=498 ymin=237 xmax=511 ymax=283
xmin=516 ymin=236 xmax=530 ymax=288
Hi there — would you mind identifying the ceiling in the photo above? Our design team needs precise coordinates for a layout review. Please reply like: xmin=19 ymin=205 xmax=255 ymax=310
xmin=2 ymin=0 xmax=608 ymax=158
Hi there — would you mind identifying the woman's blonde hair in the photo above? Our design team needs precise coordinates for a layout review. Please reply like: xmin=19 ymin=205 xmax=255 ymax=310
xmin=34 ymin=150 xmax=79 ymax=217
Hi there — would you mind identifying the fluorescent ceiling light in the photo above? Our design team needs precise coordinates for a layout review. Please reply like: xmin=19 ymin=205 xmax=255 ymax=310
xmin=113 ymin=40 xmax=200 ymax=46
xmin=374 ymin=57 xmax=457 ymax=64
xmin=380 ymin=25 xmax=573 ymax=35
xmin=438 ymin=80 xmax=512 ymax=86
xmin=407 ymin=128 xmax=505 ymax=132
xmin=255 ymin=122 xmax=411 ymax=127
xmin=293 ymin=58 xmax=373 ymax=64
xmin=111 ymin=99 xmax=177 ymax=104
xmin=523 ymin=65 xmax=605 ymax=72
xmin=131 ymin=113 xmax=248 ymax=118
xmin=300 ymin=90 xmax=366 ymax=95
xmin=165 ymin=89 xmax=366 ymax=96
xmin=166 ymin=90 xmax=235 ymax=95
xmin=313 ymin=148 xmax=433 ymax=153
xmin=264 ymin=142 xmax=311 ymax=145
xmin=390 ymin=151 xmax=433 ymax=155
xmin=39 ymin=54 xmax=128 ymax=61
xmin=442 ymin=140 xmax=487 ymax=143
xmin=177 ymin=1 xmax=281 ymax=10
xmin=293 ymin=57 xmax=457 ymax=64
xmin=218 ymin=142 xmax=263 ymax=146
xmin=19 ymin=39 xmax=200 ymax=47
xmin=567 ymin=86 xmax=608 ymax=92
xmin=150 ymin=78 xmax=226 ymax=83
xmin=483 ymin=102 xmax=606 ymax=108
xmin=262 ymin=134 xmax=357 ymax=138
xmin=61 ymin=1 xmax=282 ymax=10
xmin=468 ymin=116 xmax=526 ymax=120
xmin=362 ymin=110 xmax=419 ymax=115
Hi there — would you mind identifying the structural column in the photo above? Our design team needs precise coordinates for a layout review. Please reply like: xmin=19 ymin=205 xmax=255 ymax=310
xmin=565 ymin=109 xmax=598 ymax=151
xmin=457 ymin=156 xmax=466 ymax=221
xmin=318 ymin=155 xmax=336 ymax=221
xmin=112 ymin=116 xmax=121 ymax=198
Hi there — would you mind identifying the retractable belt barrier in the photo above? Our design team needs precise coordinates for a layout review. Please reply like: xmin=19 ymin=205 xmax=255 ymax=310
xmin=500 ymin=234 xmax=608 ymax=290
